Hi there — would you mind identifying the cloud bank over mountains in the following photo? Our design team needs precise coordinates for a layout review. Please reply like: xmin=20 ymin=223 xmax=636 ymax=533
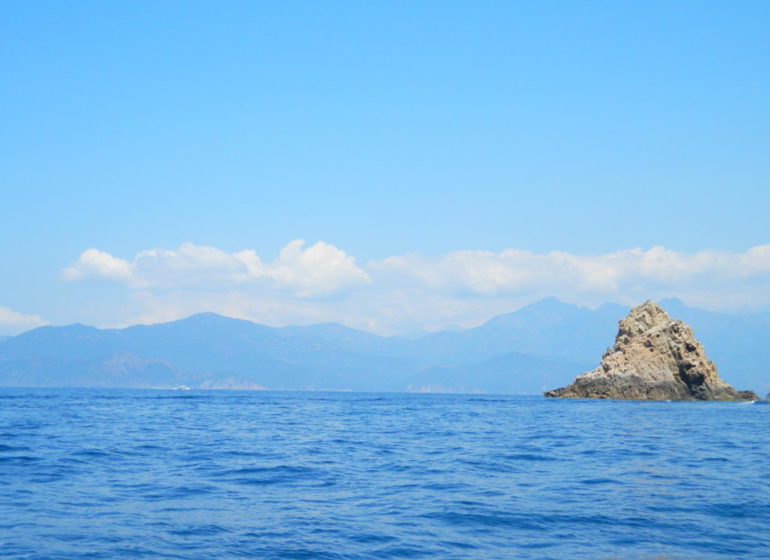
xmin=373 ymin=245 xmax=770 ymax=295
xmin=0 ymin=307 xmax=49 ymax=335
xmin=62 ymin=240 xmax=370 ymax=297
xmin=56 ymin=240 xmax=770 ymax=334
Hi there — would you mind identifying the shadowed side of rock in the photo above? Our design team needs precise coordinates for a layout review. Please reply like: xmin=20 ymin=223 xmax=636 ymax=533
xmin=544 ymin=301 xmax=758 ymax=401
xmin=544 ymin=373 xmax=757 ymax=401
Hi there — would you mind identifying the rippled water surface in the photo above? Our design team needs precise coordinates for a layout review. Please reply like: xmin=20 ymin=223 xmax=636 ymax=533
xmin=0 ymin=389 xmax=768 ymax=559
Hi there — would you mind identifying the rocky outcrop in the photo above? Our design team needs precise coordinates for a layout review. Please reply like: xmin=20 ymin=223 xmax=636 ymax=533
xmin=544 ymin=301 xmax=758 ymax=401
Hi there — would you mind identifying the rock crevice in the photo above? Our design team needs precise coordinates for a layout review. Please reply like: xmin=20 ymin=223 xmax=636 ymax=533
xmin=545 ymin=301 xmax=758 ymax=401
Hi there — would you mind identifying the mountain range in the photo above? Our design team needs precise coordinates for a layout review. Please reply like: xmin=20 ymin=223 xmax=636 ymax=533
xmin=1 ymin=297 xmax=768 ymax=394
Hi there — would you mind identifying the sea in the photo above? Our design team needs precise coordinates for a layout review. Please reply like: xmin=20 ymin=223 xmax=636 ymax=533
xmin=0 ymin=389 xmax=768 ymax=559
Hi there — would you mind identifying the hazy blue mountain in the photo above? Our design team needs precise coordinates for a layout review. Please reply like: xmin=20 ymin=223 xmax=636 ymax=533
xmin=0 ymin=314 xmax=416 ymax=391
xmin=1 ymin=297 xmax=768 ymax=393
xmin=403 ymin=297 xmax=769 ymax=394
xmin=279 ymin=322 xmax=412 ymax=356
xmin=392 ymin=298 xmax=629 ymax=366
xmin=454 ymin=298 xmax=628 ymax=364
xmin=0 ymin=353 xmax=179 ymax=388
xmin=0 ymin=351 xmax=265 ymax=390
xmin=0 ymin=336 xmax=12 ymax=343
xmin=405 ymin=352 xmax=589 ymax=395
xmin=396 ymin=329 xmax=433 ymax=340
xmin=441 ymin=324 xmax=469 ymax=333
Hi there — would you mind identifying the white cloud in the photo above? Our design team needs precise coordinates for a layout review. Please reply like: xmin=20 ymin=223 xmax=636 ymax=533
xmin=369 ymin=245 xmax=770 ymax=296
xmin=740 ymin=245 xmax=770 ymax=276
xmin=0 ymin=306 xmax=49 ymax=335
xmin=61 ymin=242 xmax=770 ymax=335
xmin=252 ymin=240 xmax=371 ymax=297
xmin=62 ymin=240 xmax=370 ymax=297
xmin=61 ymin=248 xmax=134 ymax=283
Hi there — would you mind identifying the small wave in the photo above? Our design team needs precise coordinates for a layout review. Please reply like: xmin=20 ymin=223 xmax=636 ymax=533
xmin=580 ymin=477 xmax=622 ymax=485
xmin=500 ymin=453 xmax=558 ymax=462
xmin=214 ymin=464 xmax=322 ymax=486
xmin=72 ymin=449 xmax=109 ymax=457
xmin=0 ymin=444 xmax=30 ymax=453
xmin=168 ymin=524 xmax=229 ymax=537
xmin=0 ymin=455 xmax=41 ymax=464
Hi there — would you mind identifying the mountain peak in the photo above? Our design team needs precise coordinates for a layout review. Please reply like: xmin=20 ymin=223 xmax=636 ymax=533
xmin=172 ymin=312 xmax=258 ymax=327
xmin=523 ymin=296 xmax=585 ymax=313
xmin=183 ymin=312 xmax=228 ymax=320
xmin=528 ymin=296 xmax=565 ymax=308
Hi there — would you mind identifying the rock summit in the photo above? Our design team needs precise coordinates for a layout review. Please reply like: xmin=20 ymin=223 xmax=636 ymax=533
xmin=544 ymin=301 xmax=758 ymax=401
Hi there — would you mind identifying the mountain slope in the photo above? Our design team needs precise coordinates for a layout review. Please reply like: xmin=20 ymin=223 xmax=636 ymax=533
xmin=1 ymin=298 xmax=768 ymax=393
xmin=0 ymin=314 xmax=417 ymax=391
xmin=406 ymin=351 xmax=589 ymax=394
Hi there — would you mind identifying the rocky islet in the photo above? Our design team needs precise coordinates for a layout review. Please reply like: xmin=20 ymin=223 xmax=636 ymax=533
xmin=545 ymin=301 xmax=758 ymax=401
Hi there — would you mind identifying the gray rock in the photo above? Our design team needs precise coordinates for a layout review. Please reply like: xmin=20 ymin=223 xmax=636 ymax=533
xmin=544 ymin=301 xmax=758 ymax=401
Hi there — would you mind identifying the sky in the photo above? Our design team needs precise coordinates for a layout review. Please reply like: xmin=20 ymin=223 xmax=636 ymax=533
xmin=2 ymin=1 xmax=769 ymax=336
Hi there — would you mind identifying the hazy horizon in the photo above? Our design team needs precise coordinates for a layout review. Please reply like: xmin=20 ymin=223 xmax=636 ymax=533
xmin=0 ymin=294 xmax=757 ymax=339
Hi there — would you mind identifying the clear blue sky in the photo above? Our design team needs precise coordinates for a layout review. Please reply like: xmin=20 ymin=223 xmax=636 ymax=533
xmin=2 ymin=1 xmax=769 ymax=334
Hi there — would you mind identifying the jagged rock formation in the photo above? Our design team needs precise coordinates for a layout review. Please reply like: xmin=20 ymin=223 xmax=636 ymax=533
xmin=544 ymin=301 xmax=758 ymax=401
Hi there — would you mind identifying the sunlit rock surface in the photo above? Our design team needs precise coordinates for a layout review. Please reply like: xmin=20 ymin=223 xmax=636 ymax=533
xmin=545 ymin=301 xmax=758 ymax=401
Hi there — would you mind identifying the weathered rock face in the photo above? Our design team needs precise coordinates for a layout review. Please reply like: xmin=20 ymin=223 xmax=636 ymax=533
xmin=544 ymin=301 xmax=758 ymax=401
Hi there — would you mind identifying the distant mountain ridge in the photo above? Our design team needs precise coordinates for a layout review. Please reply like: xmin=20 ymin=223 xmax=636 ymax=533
xmin=1 ymin=298 xmax=768 ymax=394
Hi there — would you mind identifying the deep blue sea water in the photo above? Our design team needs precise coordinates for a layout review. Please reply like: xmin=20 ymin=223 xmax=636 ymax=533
xmin=0 ymin=389 xmax=768 ymax=559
